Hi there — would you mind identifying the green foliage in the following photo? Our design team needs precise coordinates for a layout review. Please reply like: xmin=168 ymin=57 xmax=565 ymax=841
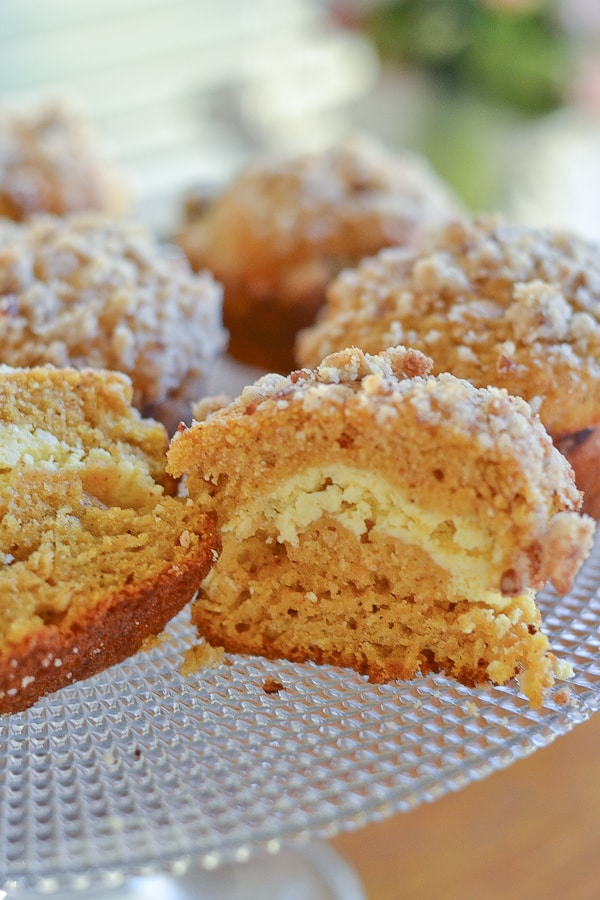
xmin=365 ymin=0 xmax=574 ymax=114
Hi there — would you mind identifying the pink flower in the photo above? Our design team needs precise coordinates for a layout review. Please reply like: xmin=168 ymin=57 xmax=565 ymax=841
xmin=571 ymin=54 xmax=600 ymax=113
xmin=481 ymin=0 xmax=545 ymax=12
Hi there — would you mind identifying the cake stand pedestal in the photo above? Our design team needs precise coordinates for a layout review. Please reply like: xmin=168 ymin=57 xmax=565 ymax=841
xmin=20 ymin=844 xmax=365 ymax=900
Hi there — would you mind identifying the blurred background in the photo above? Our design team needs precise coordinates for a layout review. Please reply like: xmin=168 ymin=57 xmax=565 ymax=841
xmin=3 ymin=4 xmax=600 ymax=899
xmin=2 ymin=0 xmax=600 ymax=237
xmin=0 ymin=0 xmax=378 ymax=233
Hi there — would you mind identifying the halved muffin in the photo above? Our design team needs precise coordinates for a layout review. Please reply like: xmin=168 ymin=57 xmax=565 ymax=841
xmin=0 ymin=365 xmax=219 ymax=714
xmin=168 ymin=346 xmax=594 ymax=707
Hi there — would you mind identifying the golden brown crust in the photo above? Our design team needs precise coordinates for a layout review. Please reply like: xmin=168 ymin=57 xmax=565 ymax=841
xmin=0 ymin=525 xmax=218 ymax=715
xmin=176 ymin=136 xmax=461 ymax=372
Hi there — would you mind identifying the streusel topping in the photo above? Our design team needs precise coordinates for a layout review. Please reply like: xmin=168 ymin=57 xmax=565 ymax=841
xmin=183 ymin=135 xmax=462 ymax=262
xmin=296 ymin=219 xmax=600 ymax=434
xmin=0 ymin=212 xmax=226 ymax=415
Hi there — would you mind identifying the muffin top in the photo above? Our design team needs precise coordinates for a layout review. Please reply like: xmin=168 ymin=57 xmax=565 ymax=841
xmin=171 ymin=346 xmax=594 ymax=598
xmin=188 ymin=344 xmax=582 ymax=493
xmin=296 ymin=218 xmax=600 ymax=435
xmin=0 ymin=211 xmax=226 ymax=414
xmin=176 ymin=135 xmax=462 ymax=289
xmin=0 ymin=99 xmax=128 ymax=220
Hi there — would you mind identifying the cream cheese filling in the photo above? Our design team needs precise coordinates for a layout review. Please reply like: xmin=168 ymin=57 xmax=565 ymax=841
xmin=221 ymin=463 xmax=529 ymax=612
xmin=0 ymin=423 xmax=163 ymax=509
xmin=0 ymin=423 xmax=85 ymax=469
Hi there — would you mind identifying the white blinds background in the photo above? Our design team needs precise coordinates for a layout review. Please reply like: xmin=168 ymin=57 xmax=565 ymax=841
xmin=0 ymin=0 xmax=376 ymax=232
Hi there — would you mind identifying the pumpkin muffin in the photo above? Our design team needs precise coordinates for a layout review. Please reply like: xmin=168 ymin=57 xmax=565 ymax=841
xmin=168 ymin=346 xmax=594 ymax=708
xmin=0 ymin=211 xmax=227 ymax=432
xmin=0 ymin=99 xmax=128 ymax=220
xmin=0 ymin=365 xmax=219 ymax=714
xmin=175 ymin=135 xmax=462 ymax=372
xmin=297 ymin=218 xmax=600 ymax=516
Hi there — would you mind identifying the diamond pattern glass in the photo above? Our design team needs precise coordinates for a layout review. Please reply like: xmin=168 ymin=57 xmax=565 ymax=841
xmin=2 ymin=534 xmax=600 ymax=895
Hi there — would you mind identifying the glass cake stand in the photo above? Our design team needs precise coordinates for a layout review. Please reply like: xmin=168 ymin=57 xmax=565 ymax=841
xmin=2 ymin=529 xmax=600 ymax=898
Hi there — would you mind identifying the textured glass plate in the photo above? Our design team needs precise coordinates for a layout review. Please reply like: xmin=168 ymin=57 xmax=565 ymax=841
xmin=2 ymin=532 xmax=600 ymax=895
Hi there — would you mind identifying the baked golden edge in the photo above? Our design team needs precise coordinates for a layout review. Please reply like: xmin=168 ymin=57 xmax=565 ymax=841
xmin=0 ymin=513 xmax=220 ymax=715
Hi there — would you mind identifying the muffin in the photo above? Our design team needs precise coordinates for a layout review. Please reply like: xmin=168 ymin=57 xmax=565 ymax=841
xmin=0 ymin=211 xmax=227 ymax=432
xmin=0 ymin=365 xmax=220 ymax=715
xmin=168 ymin=346 xmax=595 ymax=708
xmin=175 ymin=135 xmax=462 ymax=372
xmin=297 ymin=218 xmax=600 ymax=517
xmin=0 ymin=99 xmax=128 ymax=220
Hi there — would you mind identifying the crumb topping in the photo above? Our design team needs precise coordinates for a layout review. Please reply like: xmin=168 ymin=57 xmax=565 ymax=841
xmin=183 ymin=135 xmax=462 ymax=262
xmin=0 ymin=212 xmax=226 ymax=411
xmin=193 ymin=345 xmax=555 ymax=458
xmin=296 ymin=218 xmax=600 ymax=433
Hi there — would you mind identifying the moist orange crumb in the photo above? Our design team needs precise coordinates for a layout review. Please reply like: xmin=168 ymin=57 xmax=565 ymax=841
xmin=168 ymin=346 xmax=595 ymax=708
